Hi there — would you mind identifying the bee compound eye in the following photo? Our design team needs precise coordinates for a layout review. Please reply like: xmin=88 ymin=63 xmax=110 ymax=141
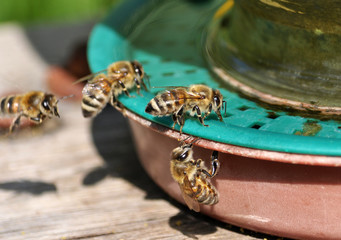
xmin=42 ymin=100 xmax=50 ymax=110
xmin=135 ymin=67 xmax=142 ymax=77
xmin=214 ymin=95 xmax=220 ymax=106
xmin=131 ymin=61 xmax=143 ymax=77
xmin=179 ymin=151 xmax=188 ymax=161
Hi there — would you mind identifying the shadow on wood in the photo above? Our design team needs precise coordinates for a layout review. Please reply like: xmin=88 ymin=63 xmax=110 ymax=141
xmin=86 ymin=106 xmax=221 ymax=238
xmin=85 ymin=106 xmax=168 ymax=200
xmin=0 ymin=180 xmax=57 ymax=195
xmin=169 ymin=211 xmax=217 ymax=239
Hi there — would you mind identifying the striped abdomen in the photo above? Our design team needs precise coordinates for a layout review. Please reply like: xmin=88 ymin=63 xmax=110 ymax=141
xmin=145 ymin=89 xmax=188 ymax=116
xmin=191 ymin=176 xmax=219 ymax=205
xmin=81 ymin=75 xmax=112 ymax=118
xmin=0 ymin=95 xmax=22 ymax=115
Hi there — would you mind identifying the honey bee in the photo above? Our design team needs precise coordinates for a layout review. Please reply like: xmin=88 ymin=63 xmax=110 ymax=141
xmin=170 ymin=138 xmax=220 ymax=212
xmin=78 ymin=60 xmax=148 ymax=118
xmin=0 ymin=91 xmax=61 ymax=133
xmin=145 ymin=84 xmax=225 ymax=133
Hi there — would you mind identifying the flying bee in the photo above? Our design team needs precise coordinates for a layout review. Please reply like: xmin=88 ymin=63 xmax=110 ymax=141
xmin=0 ymin=91 xmax=61 ymax=134
xmin=145 ymin=84 xmax=226 ymax=133
xmin=76 ymin=60 xmax=148 ymax=118
xmin=170 ymin=138 xmax=220 ymax=212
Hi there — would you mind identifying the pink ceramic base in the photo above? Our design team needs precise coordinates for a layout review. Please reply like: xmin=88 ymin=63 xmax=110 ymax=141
xmin=126 ymin=110 xmax=341 ymax=240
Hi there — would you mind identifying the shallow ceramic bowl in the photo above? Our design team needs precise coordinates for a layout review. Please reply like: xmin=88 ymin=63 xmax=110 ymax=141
xmin=47 ymin=68 xmax=341 ymax=239
xmin=124 ymin=109 xmax=341 ymax=240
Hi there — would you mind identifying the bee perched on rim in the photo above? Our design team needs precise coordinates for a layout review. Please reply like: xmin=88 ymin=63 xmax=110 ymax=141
xmin=170 ymin=137 xmax=220 ymax=212
xmin=145 ymin=84 xmax=226 ymax=133
xmin=0 ymin=91 xmax=62 ymax=134
xmin=76 ymin=60 xmax=148 ymax=118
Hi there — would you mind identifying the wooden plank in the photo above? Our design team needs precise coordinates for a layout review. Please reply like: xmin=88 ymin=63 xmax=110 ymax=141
xmin=0 ymin=103 xmax=263 ymax=240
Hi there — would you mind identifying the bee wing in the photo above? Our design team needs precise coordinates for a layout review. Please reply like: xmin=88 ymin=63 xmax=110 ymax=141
xmin=73 ymin=69 xmax=108 ymax=84
xmin=169 ymin=91 xmax=203 ymax=100
xmin=182 ymin=91 xmax=205 ymax=100
xmin=158 ymin=88 xmax=203 ymax=100
xmin=180 ymin=176 xmax=200 ymax=212
xmin=152 ymin=86 xmax=189 ymax=90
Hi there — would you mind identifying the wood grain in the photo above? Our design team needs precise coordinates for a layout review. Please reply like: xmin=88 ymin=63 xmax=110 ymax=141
xmin=0 ymin=102 xmax=265 ymax=240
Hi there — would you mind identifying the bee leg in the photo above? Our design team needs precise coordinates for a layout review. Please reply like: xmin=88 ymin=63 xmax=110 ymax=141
xmin=193 ymin=105 xmax=208 ymax=127
xmin=172 ymin=106 xmax=183 ymax=129
xmin=195 ymin=159 xmax=203 ymax=168
xmin=210 ymin=151 xmax=220 ymax=177
xmin=179 ymin=121 xmax=184 ymax=134
xmin=176 ymin=106 xmax=185 ymax=134
xmin=9 ymin=114 xmax=24 ymax=133
xmin=141 ymin=78 xmax=148 ymax=91
xmin=110 ymin=95 xmax=126 ymax=116
xmin=199 ymin=151 xmax=220 ymax=178
xmin=177 ymin=114 xmax=185 ymax=134
xmin=203 ymin=103 xmax=213 ymax=121
xmin=118 ymin=80 xmax=132 ymax=97
xmin=197 ymin=159 xmax=211 ymax=178
xmin=215 ymin=107 xmax=223 ymax=121
xmin=171 ymin=114 xmax=177 ymax=129
xmin=30 ymin=115 xmax=44 ymax=124
xmin=133 ymin=78 xmax=143 ymax=96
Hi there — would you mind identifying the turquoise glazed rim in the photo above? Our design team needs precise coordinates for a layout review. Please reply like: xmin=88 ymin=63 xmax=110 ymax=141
xmin=88 ymin=0 xmax=341 ymax=156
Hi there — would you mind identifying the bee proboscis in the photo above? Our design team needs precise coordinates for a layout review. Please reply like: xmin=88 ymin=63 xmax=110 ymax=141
xmin=0 ymin=91 xmax=62 ymax=134
xmin=145 ymin=84 xmax=226 ymax=133
xmin=77 ymin=60 xmax=148 ymax=118
xmin=170 ymin=138 xmax=220 ymax=212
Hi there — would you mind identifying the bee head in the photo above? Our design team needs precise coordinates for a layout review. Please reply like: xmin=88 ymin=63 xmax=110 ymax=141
xmin=131 ymin=60 xmax=144 ymax=78
xmin=171 ymin=145 xmax=193 ymax=162
xmin=171 ymin=138 xmax=200 ymax=162
xmin=41 ymin=94 xmax=60 ymax=118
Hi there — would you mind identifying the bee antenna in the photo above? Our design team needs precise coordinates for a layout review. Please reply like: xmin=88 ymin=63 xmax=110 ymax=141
xmin=151 ymin=86 xmax=183 ymax=89
xmin=57 ymin=94 xmax=74 ymax=103
xmin=179 ymin=136 xmax=201 ymax=148
xmin=222 ymin=100 xmax=227 ymax=117
xmin=144 ymin=73 xmax=151 ymax=89
xmin=179 ymin=136 xmax=192 ymax=145
xmin=189 ymin=137 xmax=201 ymax=147
xmin=73 ymin=69 xmax=108 ymax=85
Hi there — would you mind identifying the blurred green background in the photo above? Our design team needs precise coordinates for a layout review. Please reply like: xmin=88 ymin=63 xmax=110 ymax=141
xmin=0 ymin=0 xmax=121 ymax=24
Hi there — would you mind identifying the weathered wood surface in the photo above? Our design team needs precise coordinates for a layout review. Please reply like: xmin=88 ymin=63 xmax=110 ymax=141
xmin=0 ymin=103 xmax=265 ymax=240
